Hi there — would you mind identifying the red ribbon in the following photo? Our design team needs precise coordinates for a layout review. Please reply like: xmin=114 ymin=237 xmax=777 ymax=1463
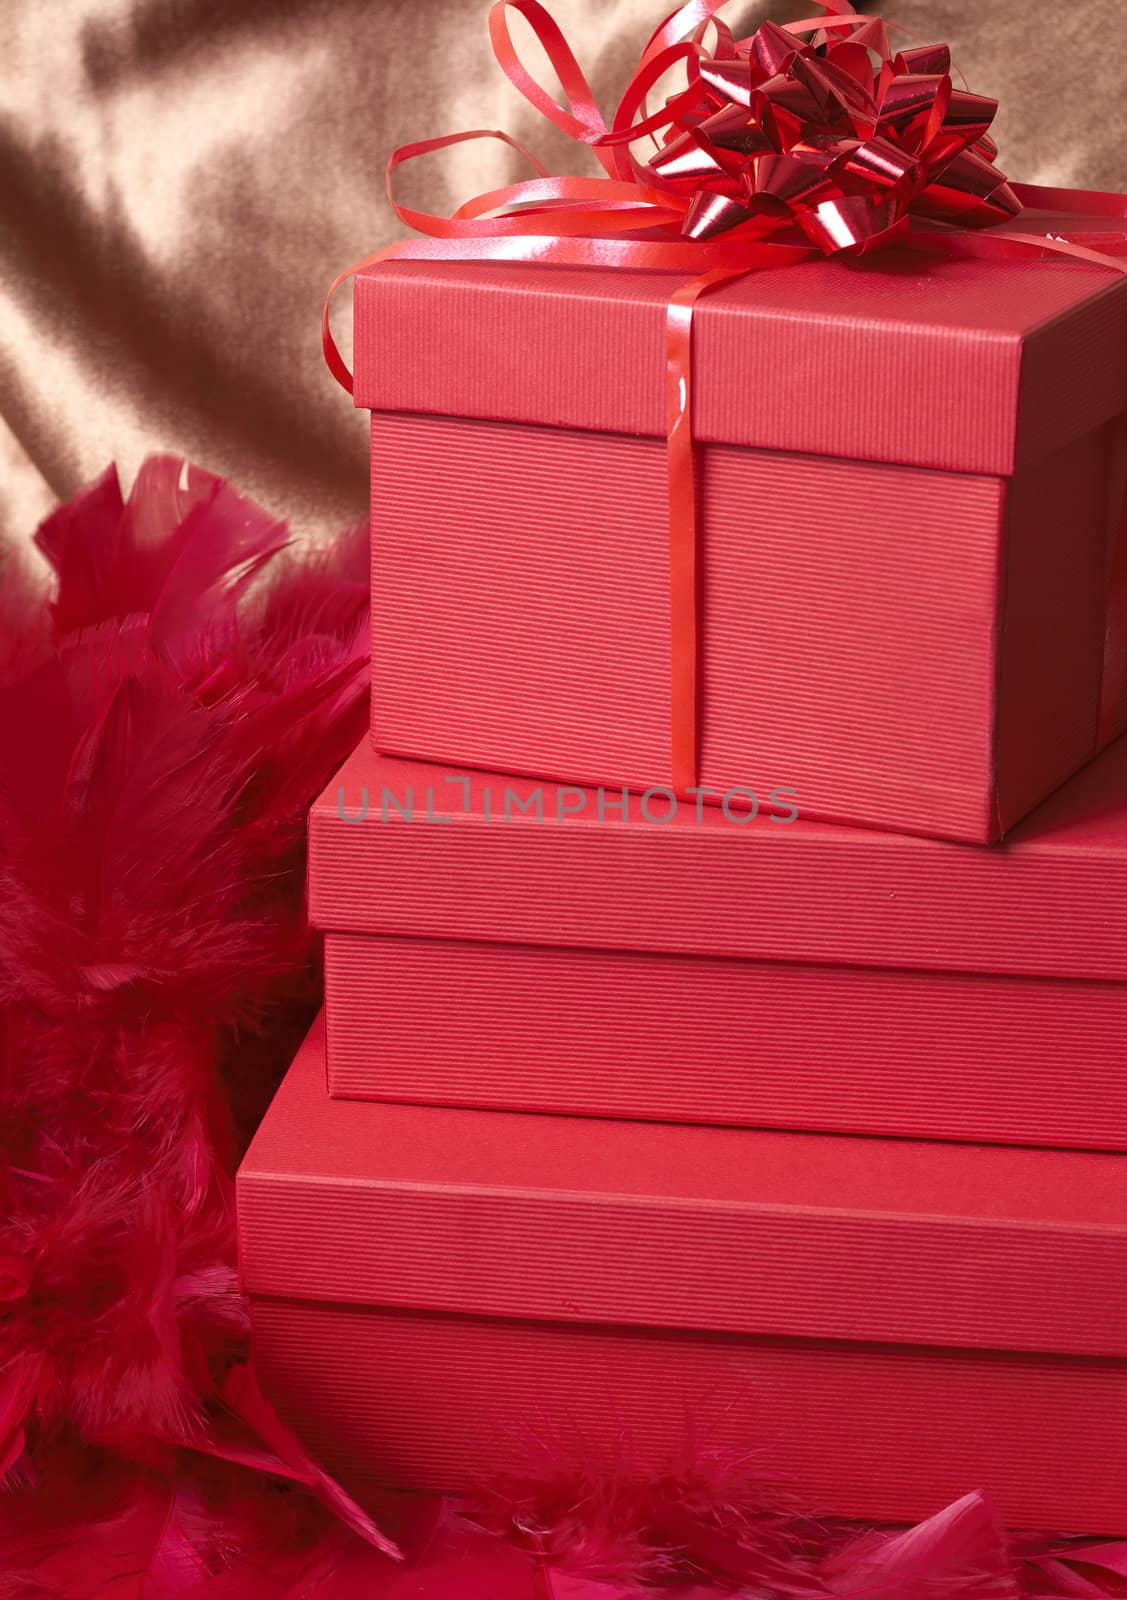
xmin=325 ymin=0 xmax=1127 ymax=792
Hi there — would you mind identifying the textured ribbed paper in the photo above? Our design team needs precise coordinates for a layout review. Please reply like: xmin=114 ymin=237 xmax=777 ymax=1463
xmin=238 ymin=1018 xmax=1127 ymax=1359
xmin=323 ymin=932 xmax=1127 ymax=1150
xmin=239 ymin=1019 xmax=1127 ymax=1531
xmin=309 ymin=734 xmax=1127 ymax=982
xmin=358 ymin=252 xmax=1127 ymax=843
xmin=249 ymin=1300 xmax=1127 ymax=1532
xmin=355 ymin=254 xmax=1127 ymax=473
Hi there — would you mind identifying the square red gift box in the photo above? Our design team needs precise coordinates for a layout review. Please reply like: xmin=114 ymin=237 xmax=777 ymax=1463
xmin=238 ymin=1015 xmax=1127 ymax=1532
xmin=310 ymin=733 xmax=1127 ymax=1151
xmin=356 ymin=219 xmax=1127 ymax=845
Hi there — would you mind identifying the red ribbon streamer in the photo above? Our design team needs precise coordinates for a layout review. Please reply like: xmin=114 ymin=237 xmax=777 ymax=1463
xmin=325 ymin=0 xmax=1127 ymax=787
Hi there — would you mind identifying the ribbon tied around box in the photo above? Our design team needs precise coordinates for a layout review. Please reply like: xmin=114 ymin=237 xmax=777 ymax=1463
xmin=325 ymin=0 xmax=1127 ymax=795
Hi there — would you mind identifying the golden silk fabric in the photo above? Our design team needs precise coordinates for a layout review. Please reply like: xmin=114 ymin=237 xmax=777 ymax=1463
xmin=2 ymin=0 xmax=1124 ymax=547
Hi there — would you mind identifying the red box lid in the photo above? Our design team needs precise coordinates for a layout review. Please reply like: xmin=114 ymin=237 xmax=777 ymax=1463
xmin=354 ymin=214 xmax=1127 ymax=478
xmin=310 ymin=734 xmax=1127 ymax=983
xmin=238 ymin=1016 xmax=1127 ymax=1359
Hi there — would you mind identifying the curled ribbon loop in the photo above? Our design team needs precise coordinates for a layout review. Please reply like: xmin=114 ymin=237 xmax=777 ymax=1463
xmin=375 ymin=0 xmax=1020 ymax=261
xmin=326 ymin=0 xmax=1127 ymax=789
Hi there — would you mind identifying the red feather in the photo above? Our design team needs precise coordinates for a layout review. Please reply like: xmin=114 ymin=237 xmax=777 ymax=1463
xmin=2 ymin=459 xmax=1125 ymax=1597
xmin=0 ymin=457 xmax=388 ymax=1588
xmin=821 ymin=1491 xmax=1020 ymax=1598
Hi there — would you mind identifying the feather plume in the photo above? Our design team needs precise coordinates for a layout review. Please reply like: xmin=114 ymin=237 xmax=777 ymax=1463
xmin=0 ymin=457 xmax=392 ymax=1586
xmin=1 ymin=460 xmax=1124 ymax=1596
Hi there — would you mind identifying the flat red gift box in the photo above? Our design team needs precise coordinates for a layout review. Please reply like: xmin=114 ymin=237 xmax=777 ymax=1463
xmin=238 ymin=1015 xmax=1127 ymax=1532
xmin=356 ymin=216 xmax=1127 ymax=845
xmin=310 ymin=733 xmax=1127 ymax=1150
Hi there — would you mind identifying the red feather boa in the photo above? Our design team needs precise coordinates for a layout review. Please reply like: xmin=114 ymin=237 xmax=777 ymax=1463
xmin=0 ymin=460 xmax=1122 ymax=1597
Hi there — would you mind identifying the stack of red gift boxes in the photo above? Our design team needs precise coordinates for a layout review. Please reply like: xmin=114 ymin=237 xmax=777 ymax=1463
xmin=239 ymin=210 xmax=1127 ymax=1532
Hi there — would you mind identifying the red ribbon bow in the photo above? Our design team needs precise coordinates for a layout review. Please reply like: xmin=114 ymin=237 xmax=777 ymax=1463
xmin=636 ymin=15 xmax=1021 ymax=253
xmin=325 ymin=0 xmax=1127 ymax=794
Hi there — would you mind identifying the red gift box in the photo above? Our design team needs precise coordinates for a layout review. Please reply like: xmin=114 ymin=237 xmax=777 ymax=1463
xmin=310 ymin=733 xmax=1127 ymax=1150
xmin=356 ymin=211 xmax=1127 ymax=845
xmin=238 ymin=1015 xmax=1127 ymax=1531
